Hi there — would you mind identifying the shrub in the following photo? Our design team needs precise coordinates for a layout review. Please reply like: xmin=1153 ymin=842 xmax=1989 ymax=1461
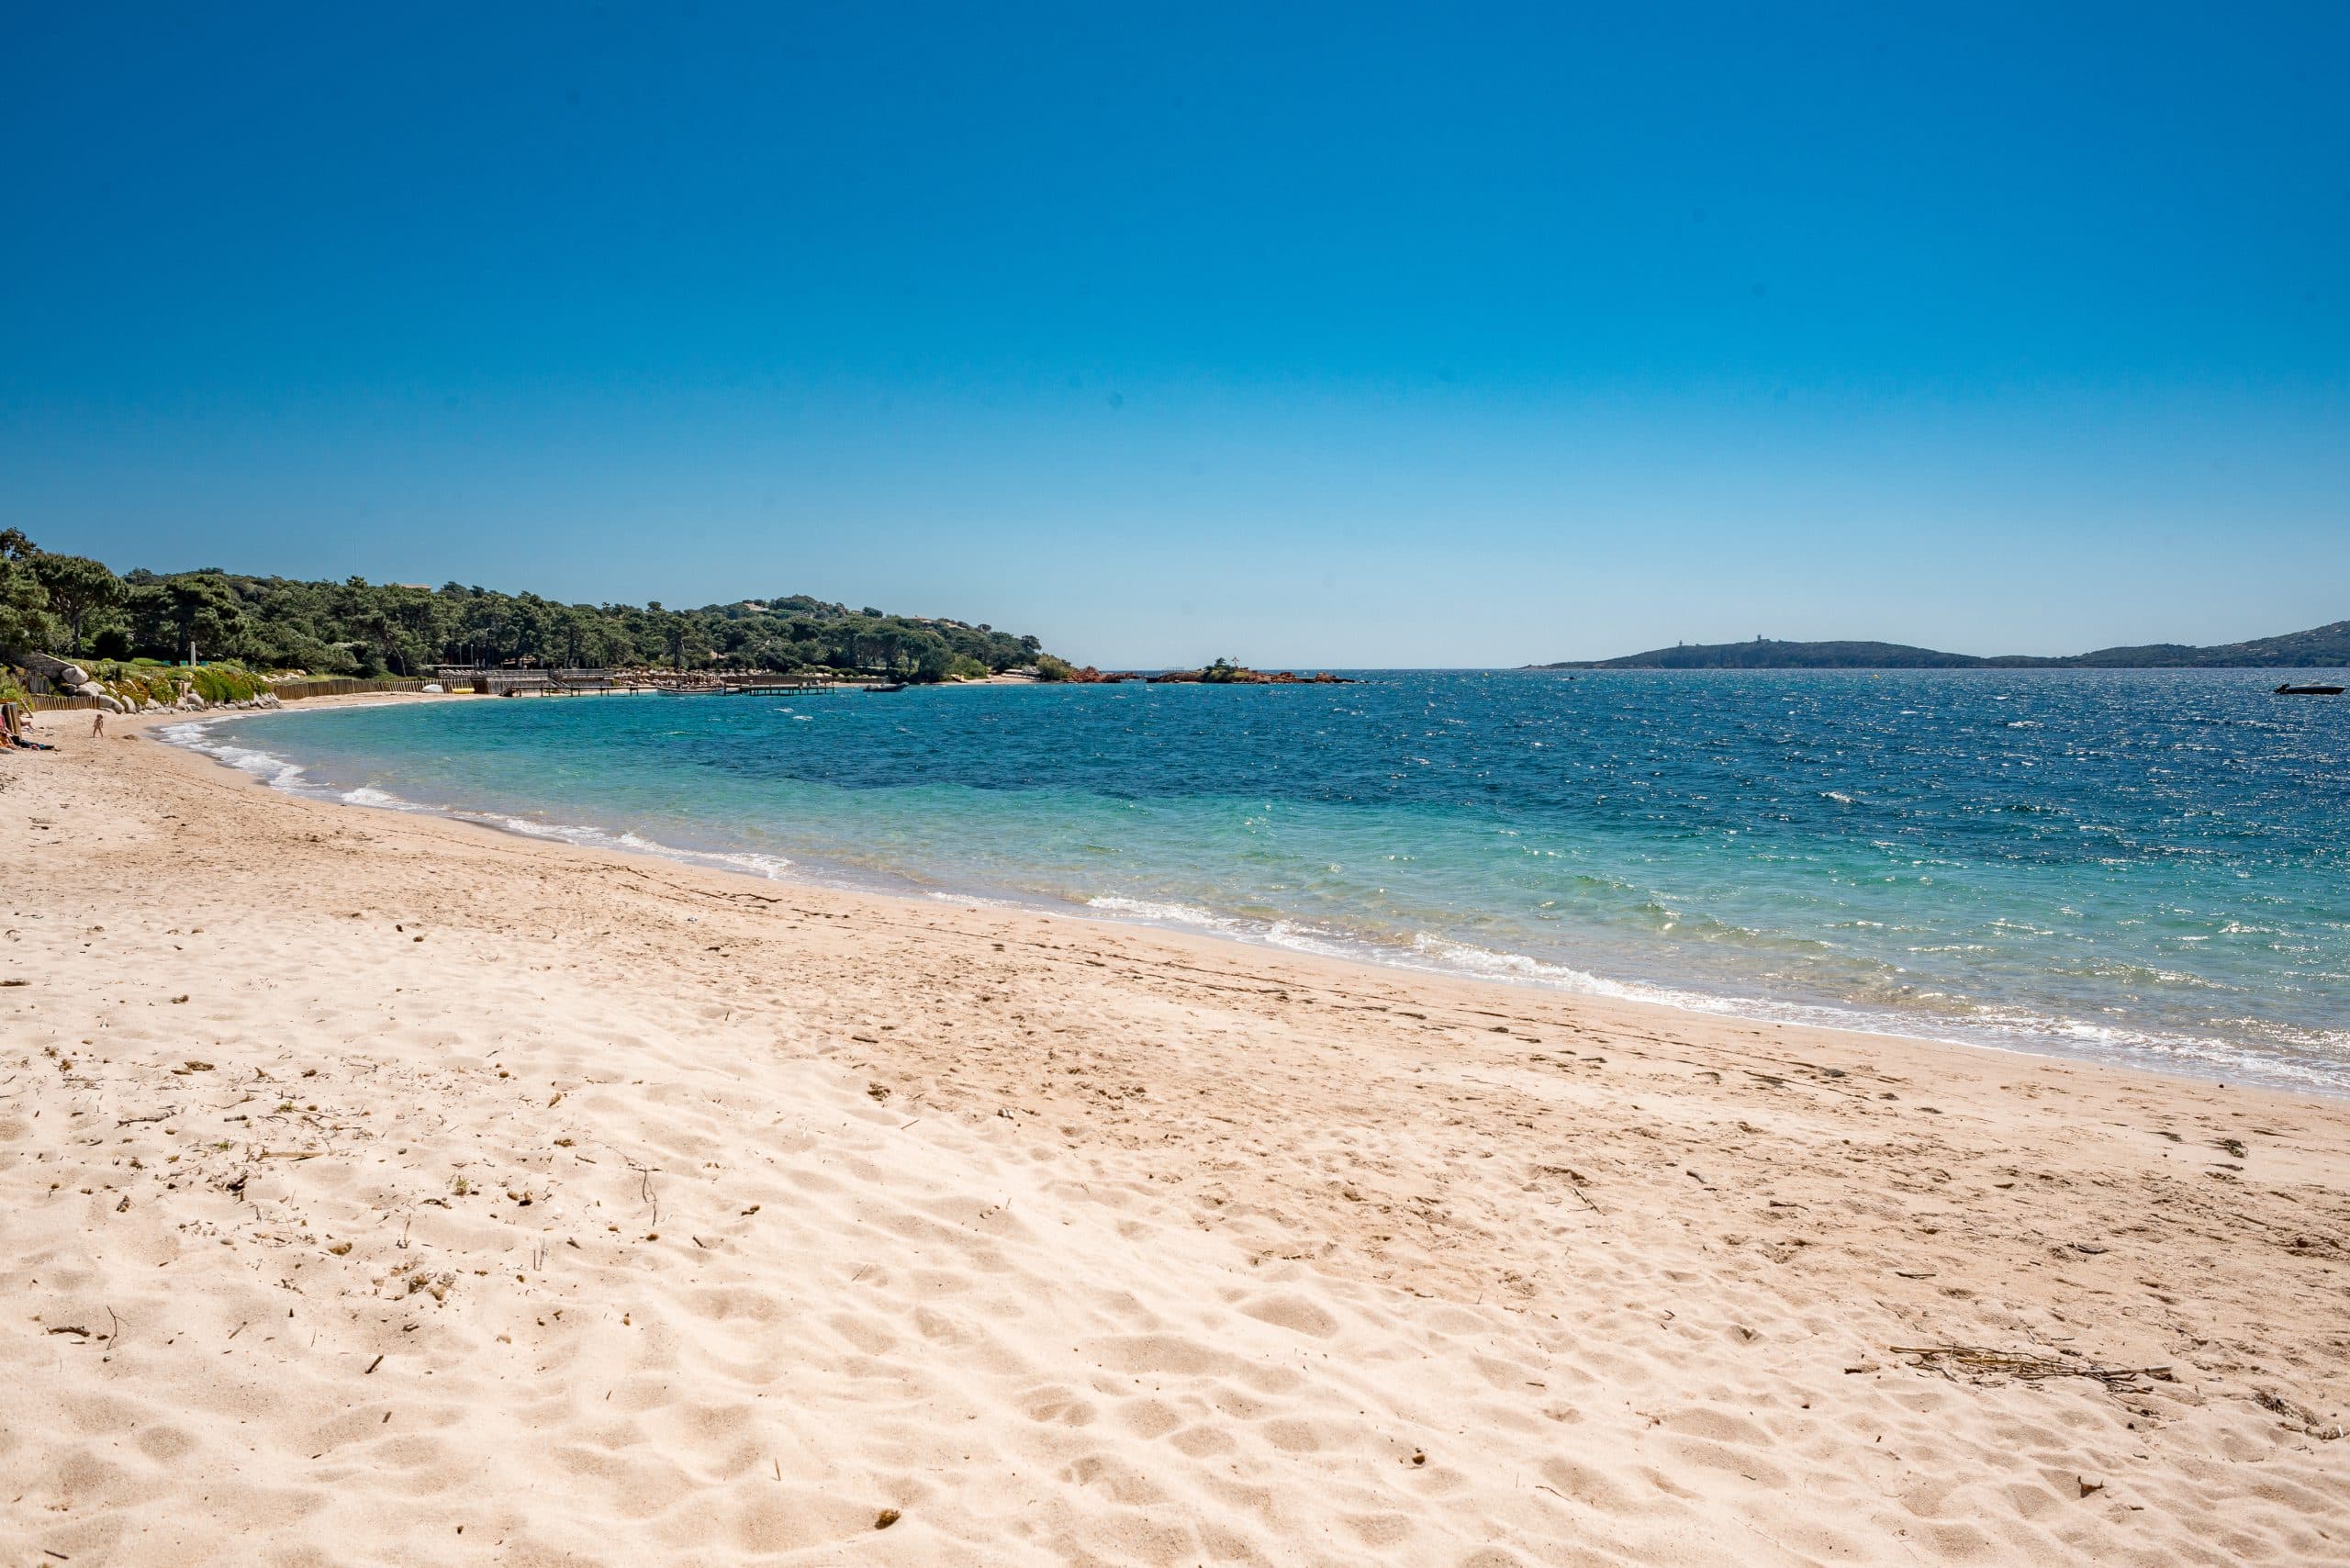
xmin=185 ymin=665 xmax=262 ymax=703
xmin=84 ymin=661 xmax=263 ymax=708
xmin=1033 ymin=655 xmax=1077 ymax=682
xmin=98 ymin=666 xmax=179 ymax=708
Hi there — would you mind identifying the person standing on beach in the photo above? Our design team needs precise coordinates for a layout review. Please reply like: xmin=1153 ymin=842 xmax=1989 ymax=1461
xmin=92 ymin=710 xmax=106 ymax=738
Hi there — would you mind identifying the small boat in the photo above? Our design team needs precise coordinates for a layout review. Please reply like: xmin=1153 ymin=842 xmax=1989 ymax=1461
xmin=862 ymin=681 xmax=909 ymax=694
xmin=2274 ymin=682 xmax=2344 ymax=696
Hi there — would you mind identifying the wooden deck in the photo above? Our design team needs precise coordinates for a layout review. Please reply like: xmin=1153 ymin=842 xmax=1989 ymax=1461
xmin=655 ymin=678 xmax=862 ymax=695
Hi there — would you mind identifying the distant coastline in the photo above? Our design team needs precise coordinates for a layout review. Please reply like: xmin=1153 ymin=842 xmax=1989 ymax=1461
xmin=1532 ymin=618 xmax=2350 ymax=670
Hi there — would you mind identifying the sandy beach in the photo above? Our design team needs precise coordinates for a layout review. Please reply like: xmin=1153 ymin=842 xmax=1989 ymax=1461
xmin=5 ymin=697 xmax=2346 ymax=1567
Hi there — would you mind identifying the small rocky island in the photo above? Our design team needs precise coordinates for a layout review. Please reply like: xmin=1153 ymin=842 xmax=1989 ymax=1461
xmin=1148 ymin=658 xmax=1355 ymax=684
xmin=1037 ymin=656 xmax=1355 ymax=685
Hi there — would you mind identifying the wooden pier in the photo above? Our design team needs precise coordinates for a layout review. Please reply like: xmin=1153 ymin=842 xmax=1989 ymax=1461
xmin=438 ymin=667 xmax=654 ymax=696
xmin=726 ymin=678 xmax=856 ymax=695
xmin=657 ymin=676 xmax=874 ymax=695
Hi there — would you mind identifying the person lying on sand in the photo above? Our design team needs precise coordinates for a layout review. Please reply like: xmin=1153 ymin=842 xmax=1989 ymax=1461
xmin=4 ymin=700 xmax=57 ymax=750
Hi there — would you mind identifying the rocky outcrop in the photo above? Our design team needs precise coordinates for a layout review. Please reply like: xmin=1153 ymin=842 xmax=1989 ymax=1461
xmin=1046 ymin=660 xmax=1354 ymax=686
xmin=1147 ymin=666 xmax=1356 ymax=685
xmin=18 ymin=653 xmax=90 ymax=691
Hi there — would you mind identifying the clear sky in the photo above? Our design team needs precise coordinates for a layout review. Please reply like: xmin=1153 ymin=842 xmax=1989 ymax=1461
xmin=4 ymin=3 xmax=2344 ymax=666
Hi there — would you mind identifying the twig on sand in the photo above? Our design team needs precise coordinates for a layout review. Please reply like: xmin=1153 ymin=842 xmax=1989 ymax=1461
xmin=619 ymin=1152 xmax=661 ymax=1228
xmin=1535 ymin=1165 xmax=1603 ymax=1214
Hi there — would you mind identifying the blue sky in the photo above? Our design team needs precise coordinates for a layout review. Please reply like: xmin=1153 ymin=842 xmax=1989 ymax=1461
xmin=3 ymin=2 xmax=2344 ymax=666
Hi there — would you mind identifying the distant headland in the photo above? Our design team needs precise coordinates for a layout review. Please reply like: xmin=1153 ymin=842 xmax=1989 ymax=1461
xmin=1532 ymin=620 xmax=2350 ymax=671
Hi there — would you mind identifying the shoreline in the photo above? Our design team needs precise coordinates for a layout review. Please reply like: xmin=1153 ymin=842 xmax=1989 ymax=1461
xmin=7 ymin=695 xmax=2348 ymax=1564
xmin=156 ymin=692 xmax=2345 ymax=1101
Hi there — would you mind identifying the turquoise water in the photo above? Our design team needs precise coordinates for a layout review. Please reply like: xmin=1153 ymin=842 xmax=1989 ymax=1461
xmin=173 ymin=670 xmax=2350 ymax=1091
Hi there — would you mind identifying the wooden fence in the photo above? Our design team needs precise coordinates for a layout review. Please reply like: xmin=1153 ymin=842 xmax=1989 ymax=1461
xmin=26 ymin=693 xmax=109 ymax=712
xmin=271 ymin=677 xmax=431 ymax=700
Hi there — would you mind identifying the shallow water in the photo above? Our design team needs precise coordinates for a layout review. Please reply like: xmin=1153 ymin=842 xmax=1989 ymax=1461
xmin=173 ymin=669 xmax=2350 ymax=1091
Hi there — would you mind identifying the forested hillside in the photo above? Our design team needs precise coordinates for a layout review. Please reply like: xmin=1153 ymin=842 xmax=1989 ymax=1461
xmin=0 ymin=530 xmax=1048 ymax=682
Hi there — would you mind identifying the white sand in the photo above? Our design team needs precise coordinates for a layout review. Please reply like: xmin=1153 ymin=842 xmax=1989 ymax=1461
xmin=4 ymin=700 xmax=2346 ymax=1565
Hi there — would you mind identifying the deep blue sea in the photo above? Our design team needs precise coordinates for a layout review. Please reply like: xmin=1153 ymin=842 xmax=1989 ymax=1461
xmin=173 ymin=670 xmax=2350 ymax=1092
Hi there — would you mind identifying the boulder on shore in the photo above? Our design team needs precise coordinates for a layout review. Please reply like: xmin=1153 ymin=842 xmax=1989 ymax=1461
xmin=20 ymin=653 xmax=90 ymax=689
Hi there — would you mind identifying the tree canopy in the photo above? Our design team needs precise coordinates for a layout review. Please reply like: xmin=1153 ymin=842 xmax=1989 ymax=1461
xmin=0 ymin=532 xmax=1050 ymax=682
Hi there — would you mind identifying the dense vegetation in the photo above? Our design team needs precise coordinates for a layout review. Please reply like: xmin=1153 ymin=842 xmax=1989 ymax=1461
xmin=0 ymin=530 xmax=1050 ymax=683
xmin=1539 ymin=622 xmax=2350 ymax=670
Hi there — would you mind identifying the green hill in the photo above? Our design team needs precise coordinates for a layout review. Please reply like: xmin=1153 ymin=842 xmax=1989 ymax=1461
xmin=0 ymin=528 xmax=1054 ymax=684
xmin=2052 ymin=621 xmax=2350 ymax=668
xmin=1538 ymin=621 xmax=2350 ymax=670
xmin=1537 ymin=638 xmax=1982 ymax=670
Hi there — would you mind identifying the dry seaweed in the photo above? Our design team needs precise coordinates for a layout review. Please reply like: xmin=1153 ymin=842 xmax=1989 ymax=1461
xmin=2255 ymin=1390 xmax=2345 ymax=1441
xmin=1891 ymin=1345 xmax=2174 ymax=1393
